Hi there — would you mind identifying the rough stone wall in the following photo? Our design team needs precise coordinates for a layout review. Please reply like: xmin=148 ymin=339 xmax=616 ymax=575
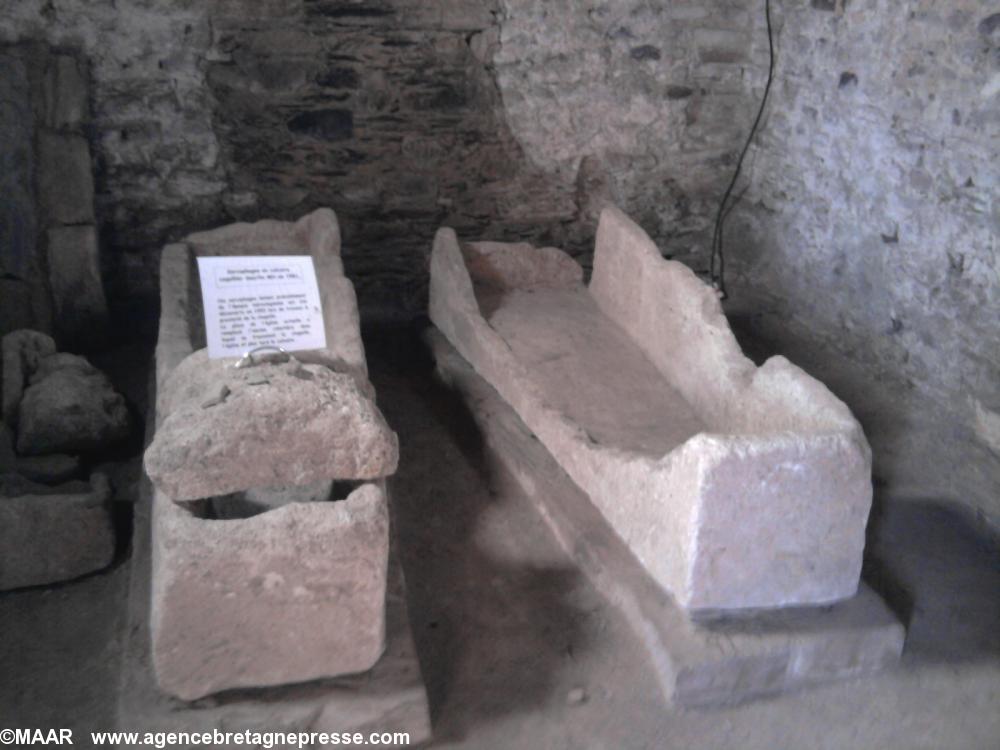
xmin=1 ymin=0 xmax=225 ymax=298
xmin=493 ymin=0 xmax=766 ymax=257
xmin=203 ymin=0 xmax=578 ymax=314
xmin=1 ymin=1 xmax=586 ymax=311
xmin=721 ymin=1 xmax=1000 ymax=526
xmin=0 ymin=0 xmax=763 ymax=311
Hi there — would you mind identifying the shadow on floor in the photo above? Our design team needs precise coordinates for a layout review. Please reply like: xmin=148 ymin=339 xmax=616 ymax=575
xmin=864 ymin=496 xmax=1000 ymax=662
xmin=364 ymin=320 xmax=595 ymax=743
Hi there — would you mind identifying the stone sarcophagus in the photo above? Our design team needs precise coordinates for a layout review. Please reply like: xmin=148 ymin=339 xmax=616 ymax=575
xmin=145 ymin=209 xmax=399 ymax=701
xmin=429 ymin=206 xmax=874 ymax=613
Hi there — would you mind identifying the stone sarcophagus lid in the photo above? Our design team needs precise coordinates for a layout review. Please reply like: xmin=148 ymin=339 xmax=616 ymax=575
xmin=429 ymin=206 xmax=873 ymax=613
xmin=144 ymin=209 xmax=399 ymax=701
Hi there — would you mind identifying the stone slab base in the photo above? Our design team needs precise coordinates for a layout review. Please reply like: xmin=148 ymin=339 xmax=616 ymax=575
xmin=428 ymin=328 xmax=905 ymax=708
xmin=117 ymin=470 xmax=431 ymax=748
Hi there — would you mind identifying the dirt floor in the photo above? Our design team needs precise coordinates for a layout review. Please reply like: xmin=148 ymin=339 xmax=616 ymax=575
xmin=1 ymin=320 xmax=998 ymax=749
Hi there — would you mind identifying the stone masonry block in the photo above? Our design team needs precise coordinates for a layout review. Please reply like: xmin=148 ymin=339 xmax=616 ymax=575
xmin=37 ymin=133 xmax=95 ymax=225
xmin=43 ymin=54 xmax=88 ymax=130
xmin=46 ymin=225 xmax=110 ymax=342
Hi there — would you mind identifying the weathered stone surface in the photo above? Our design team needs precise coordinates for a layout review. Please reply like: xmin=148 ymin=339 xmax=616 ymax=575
xmin=429 ymin=328 xmax=904 ymax=706
xmin=5 ymin=10 xmax=225 ymax=293
xmin=2 ymin=330 xmax=56 ymax=425
xmin=46 ymin=225 xmax=110 ymax=343
xmin=37 ymin=133 xmax=95 ymax=225
xmin=17 ymin=357 xmax=131 ymax=456
xmin=145 ymin=352 xmax=398 ymax=502
xmin=152 ymin=481 xmax=390 ymax=700
xmin=0 ymin=472 xmax=114 ymax=590
xmin=429 ymin=206 xmax=873 ymax=612
xmin=15 ymin=454 xmax=82 ymax=485
xmin=724 ymin=0 xmax=1000 ymax=528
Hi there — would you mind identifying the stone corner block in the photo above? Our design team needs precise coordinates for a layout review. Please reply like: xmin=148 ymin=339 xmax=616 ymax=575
xmin=37 ymin=133 xmax=95 ymax=226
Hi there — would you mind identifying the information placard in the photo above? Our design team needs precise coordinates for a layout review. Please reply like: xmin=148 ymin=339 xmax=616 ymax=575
xmin=197 ymin=255 xmax=327 ymax=359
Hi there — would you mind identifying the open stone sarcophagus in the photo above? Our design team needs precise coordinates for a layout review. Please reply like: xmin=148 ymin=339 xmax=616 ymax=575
xmin=143 ymin=209 xmax=399 ymax=701
xmin=428 ymin=206 xmax=903 ymax=705
xmin=430 ymin=206 xmax=875 ymax=614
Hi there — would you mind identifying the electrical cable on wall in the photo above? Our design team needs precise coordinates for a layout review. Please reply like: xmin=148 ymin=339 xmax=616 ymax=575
xmin=709 ymin=0 xmax=776 ymax=299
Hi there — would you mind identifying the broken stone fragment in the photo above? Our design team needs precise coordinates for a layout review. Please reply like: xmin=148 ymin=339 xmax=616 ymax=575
xmin=144 ymin=350 xmax=399 ymax=502
xmin=200 ymin=384 xmax=230 ymax=409
xmin=1 ymin=330 xmax=56 ymax=425
xmin=0 ymin=471 xmax=114 ymax=590
xmin=16 ymin=358 xmax=131 ymax=456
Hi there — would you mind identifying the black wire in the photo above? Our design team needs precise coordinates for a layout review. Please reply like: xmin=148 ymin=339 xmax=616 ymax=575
xmin=710 ymin=0 xmax=775 ymax=299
